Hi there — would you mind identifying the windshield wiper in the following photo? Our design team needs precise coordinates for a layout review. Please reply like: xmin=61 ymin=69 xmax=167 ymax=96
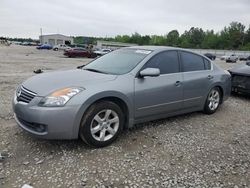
xmin=83 ymin=68 xmax=108 ymax=74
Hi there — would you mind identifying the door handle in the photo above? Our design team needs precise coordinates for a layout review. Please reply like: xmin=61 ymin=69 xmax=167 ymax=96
xmin=207 ymin=75 xmax=214 ymax=80
xmin=175 ymin=81 xmax=181 ymax=86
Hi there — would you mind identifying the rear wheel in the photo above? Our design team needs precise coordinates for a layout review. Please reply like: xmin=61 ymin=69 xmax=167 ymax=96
xmin=79 ymin=101 xmax=124 ymax=147
xmin=203 ymin=87 xmax=221 ymax=114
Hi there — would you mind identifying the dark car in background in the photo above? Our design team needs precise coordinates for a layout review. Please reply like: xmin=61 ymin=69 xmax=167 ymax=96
xmin=204 ymin=53 xmax=216 ymax=60
xmin=239 ymin=55 xmax=249 ymax=61
xmin=229 ymin=61 xmax=250 ymax=94
xmin=64 ymin=48 xmax=97 ymax=58
xmin=36 ymin=44 xmax=53 ymax=50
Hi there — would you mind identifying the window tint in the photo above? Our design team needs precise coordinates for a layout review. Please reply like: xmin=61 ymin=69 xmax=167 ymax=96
xmin=144 ymin=51 xmax=179 ymax=74
xmin=204 ymin=58 xmax=211 ymax=70
xmin=181 ymin=52 xmax=205 ymax=72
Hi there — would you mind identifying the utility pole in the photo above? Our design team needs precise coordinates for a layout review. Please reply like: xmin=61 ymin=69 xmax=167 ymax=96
xmin=40 ymin=28 xmax=43 ymax=44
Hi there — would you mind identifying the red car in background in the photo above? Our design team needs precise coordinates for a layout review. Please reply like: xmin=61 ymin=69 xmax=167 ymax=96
xmin=64 ymin=48 xmax=97 ymax=58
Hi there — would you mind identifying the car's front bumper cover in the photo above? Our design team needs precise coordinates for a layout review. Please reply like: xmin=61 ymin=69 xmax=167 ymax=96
xmin=13 ymin=95 xmax=81 ymax=140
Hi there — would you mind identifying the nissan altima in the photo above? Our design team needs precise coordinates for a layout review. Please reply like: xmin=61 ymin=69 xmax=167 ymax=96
xmin=13 ymin=46 xmax=231 ymax=147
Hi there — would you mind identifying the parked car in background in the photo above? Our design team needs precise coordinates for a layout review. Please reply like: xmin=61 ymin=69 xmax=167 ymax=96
xmin=13 ymin=46 xmax=231 ymax=147
xmin=94 ymin=49 xmax=112 ymax=56
xmin=36 ymin=44 xmax=53 ymax=50
xmin=53 ymin=44 xmax=71 ymax=51
xmin=68 ymin=44 xmax=87 ymax=49
xmin=220 ymin=55 xmax=229 ymax=60
xmin=239 ymin=55 xmax=248 ymax=61
xmin=63 ymin=48 xmax=97 ymax=58
xmin=226 ymin=54 xmax=238 ymax=63
xmin=204 ymin=53 xmax=216 ymax=60
xmin=229 ymin=61 xmax=250 ymax=94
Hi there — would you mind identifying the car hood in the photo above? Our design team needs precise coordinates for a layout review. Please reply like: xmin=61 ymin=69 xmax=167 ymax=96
xmin=229 ymin=64 xmax=250 ymax=76
xmin=23 ymin=69 xmax=117 ymax=96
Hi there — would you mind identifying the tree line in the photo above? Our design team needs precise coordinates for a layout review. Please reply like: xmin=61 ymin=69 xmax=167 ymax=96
xmin=3 ymin=21 xmax=250 ymax=50
xmin=74 ymin=21 xmax=250 ymax=50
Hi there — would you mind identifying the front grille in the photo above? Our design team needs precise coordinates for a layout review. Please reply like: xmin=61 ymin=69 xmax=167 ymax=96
xmin=17 ymin=86 xmax=37 ymax=103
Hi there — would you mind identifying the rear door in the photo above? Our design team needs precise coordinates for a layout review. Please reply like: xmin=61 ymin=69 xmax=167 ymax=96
xmin=180 ymin=51 xmax=213 ymax=109
xmin=134 ymin=50 xmax=183 ymax=119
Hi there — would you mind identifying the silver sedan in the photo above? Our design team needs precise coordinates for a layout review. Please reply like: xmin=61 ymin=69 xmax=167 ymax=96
xmin=13 ymin=46 xmax=231 ymax=147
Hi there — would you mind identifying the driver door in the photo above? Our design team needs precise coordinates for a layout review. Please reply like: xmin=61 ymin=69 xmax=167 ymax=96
xmin=134 ymin=50 xmax=183 ymax=119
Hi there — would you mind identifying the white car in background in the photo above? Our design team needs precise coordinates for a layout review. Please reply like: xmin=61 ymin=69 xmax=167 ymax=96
xmin=94 ymin=48 xmax=112 ymax=56
xmin=220 ymin=55 xmax=230 ymax=60
xmin=53 ymin=44 xmax=71 ymax=51
xmin=226 ymin=54 xmax=238 ymax=63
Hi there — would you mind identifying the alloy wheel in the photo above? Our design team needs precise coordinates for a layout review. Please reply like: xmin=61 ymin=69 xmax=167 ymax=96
xmin=208 ymin=89 xmax=220 ymax=111
xmin=90 ymin=109 xmax=120 ymax=142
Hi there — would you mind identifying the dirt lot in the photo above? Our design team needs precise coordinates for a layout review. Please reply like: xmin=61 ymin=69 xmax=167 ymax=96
xmin=0 ymin=45 xmax=250 ymax=188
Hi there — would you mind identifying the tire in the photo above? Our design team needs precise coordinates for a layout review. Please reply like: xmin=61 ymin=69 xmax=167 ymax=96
xmin=79 ymin=101 xmax=125 ymax=148
xmin=203 ymin=87 xmax=222 ymax=114
xmin=54 ymin=48 xmax=58 ymax=51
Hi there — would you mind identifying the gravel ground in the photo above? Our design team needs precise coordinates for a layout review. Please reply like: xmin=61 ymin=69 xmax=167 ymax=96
xmin=0 ymin=45 xmax=250 ymax=188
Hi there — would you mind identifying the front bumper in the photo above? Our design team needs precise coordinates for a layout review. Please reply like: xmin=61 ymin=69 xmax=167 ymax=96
xmin=12 ymin=95 xmax=81 ymax=140
xmin=232 ymin=86 xmax=250 ymax=94
xmin=231 ymin=74 xmax=250 ymax=94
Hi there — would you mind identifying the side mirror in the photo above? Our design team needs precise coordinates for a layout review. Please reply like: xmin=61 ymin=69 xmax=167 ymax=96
xmin=139 ymin=68 xmax=160 ymax=78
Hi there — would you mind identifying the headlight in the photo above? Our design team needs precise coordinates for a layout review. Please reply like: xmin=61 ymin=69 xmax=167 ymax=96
xmin=16 ymin=85 xmax=21 ymax=97
xmin=39 ymin=87 xmax=84 ymax=107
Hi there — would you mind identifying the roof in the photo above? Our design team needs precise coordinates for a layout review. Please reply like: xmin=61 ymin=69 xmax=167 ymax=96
xmin=97 ymin=40 xmax=137 ymax=47
xmin=127 ymin=45 xmax=181 ymax=51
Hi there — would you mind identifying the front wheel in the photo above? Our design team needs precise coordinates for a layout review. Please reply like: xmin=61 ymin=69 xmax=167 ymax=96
xmin=79 ymin=101 xmax=124 ymax=147
xmin=203 ymin=87 xmax=221 ymax=114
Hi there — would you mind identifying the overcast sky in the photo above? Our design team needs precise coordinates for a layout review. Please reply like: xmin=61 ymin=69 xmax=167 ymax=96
xmin=0 ymin=0 xmax=250 ymax=39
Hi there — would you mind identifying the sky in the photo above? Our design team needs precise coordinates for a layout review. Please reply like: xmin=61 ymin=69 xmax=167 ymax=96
xmin=0 ymin=0 xmax=250 ymax=39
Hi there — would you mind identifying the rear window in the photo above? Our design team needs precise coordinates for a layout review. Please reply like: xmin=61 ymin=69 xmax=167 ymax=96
xmin=181 ymin=52 xmax=205 ymax=72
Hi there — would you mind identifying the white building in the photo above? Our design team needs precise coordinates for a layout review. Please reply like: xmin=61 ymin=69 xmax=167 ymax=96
xmin=96 ymin=40 xmax=137 ymax=50
xmin=39 ymin=34 xmax=73 ymax=46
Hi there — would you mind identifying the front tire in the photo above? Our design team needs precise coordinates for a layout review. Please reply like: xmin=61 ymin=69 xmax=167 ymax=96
xmin=79 ymin=101 xmax=124 ymax=148
xmin=203 ymin=87 xmax=221 ymax=114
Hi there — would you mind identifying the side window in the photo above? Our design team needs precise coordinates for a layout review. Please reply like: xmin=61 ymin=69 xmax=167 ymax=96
xmin=144 ymin=51 xmax=179 ymax=74
xmin=181 ymin=52 xmax=205 ymax=72
xmin=204 ymin=58 xmax=211 ymax=70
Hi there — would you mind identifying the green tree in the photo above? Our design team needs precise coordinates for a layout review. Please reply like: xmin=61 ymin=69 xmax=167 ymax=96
xmin=166 ymin=30 xmax=179 ymax=46
xmin=222 ymin=22 xmax=245 ymax=49
xmin=201 ymin=30 xmax=219 ymax=49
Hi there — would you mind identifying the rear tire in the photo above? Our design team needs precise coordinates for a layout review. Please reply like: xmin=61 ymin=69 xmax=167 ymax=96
xmin=203 ymin=87 xmax=222 ymax=114
xmin=79 ymin=101 xmax=124 ymax=148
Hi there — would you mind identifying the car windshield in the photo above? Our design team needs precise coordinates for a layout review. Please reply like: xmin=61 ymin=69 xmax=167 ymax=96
xmin=83 ymin=48 xmax=152 ymax=75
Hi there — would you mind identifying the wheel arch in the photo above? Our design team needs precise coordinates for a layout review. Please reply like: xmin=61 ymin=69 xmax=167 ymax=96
xmin=89 ymin=96 xmax=130 ymax=129
xmin=73 ymin=91 xmax=133 ymax=138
